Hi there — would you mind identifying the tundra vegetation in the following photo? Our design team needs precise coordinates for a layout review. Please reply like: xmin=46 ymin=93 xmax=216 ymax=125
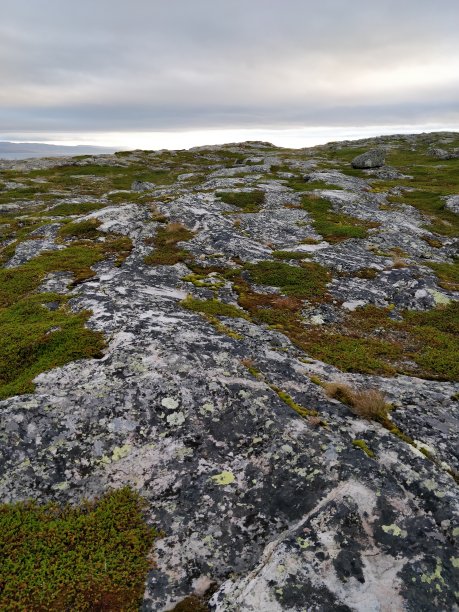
xmin=0 ymin=132 xmax=458 ymax=609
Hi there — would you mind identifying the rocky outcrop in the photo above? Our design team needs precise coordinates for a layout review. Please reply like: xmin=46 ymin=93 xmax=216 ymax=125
xmin=351 ymin=148 xmax=386 ymax=169
xmin=0 ymin=133 xmax=458 ymax=611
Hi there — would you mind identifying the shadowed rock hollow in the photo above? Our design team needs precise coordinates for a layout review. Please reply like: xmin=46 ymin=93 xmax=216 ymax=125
xmin=0 ymin=132 xmax=458 ymax=611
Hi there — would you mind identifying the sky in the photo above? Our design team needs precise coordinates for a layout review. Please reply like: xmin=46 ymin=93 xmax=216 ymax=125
xmin=1 ymin=0 xmax=458 ymax=149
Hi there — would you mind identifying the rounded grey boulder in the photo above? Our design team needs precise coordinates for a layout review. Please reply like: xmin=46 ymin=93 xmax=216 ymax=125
xmin=351 ymin=148 xmax=386 ymax=169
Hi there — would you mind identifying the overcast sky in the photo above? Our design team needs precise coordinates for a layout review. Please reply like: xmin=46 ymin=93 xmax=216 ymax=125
xmin=1 ymin=0 xmax=458 ymax=148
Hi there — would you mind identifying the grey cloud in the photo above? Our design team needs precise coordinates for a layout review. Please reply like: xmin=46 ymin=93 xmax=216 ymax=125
xmin=1 ymin=0 xmax=458 ymax=134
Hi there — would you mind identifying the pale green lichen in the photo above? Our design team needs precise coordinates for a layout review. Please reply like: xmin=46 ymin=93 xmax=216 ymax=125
xmin=296 ymin=537 xmax=311 ymax=549
xmin=53 ymin=481 xmax=70 ymax=491
xmin=382 ymin=524 xmax=407 ymax=538
xmin=420 ymin=559 xmax=445 ymax=588
xmin=451 ymin=557 xmax=459 ymax=568
xmin=210 ymin=470 xmax=235 ymax=485
xmin=111 ymin=444 xmax=132 ymax=462
xmin=161 ymin=397 xmax=179 ymax=410
xmin=166 ymin=411 xmax=186 ymax=426
xmin=428 ymin=289 xmax=451 ymax=305
xmin=352 ymin=439 xmax=375 ymax=458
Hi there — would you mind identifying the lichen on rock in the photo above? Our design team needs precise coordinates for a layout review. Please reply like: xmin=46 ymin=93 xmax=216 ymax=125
xmin=0 ymin=133 xmax=458 ymax=611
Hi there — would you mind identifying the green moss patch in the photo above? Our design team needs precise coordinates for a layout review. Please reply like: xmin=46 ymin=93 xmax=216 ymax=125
xmin=285 ymin=177 xmax=343 ymax=192
xmin=425 ymin=260 xmax=459 ymax=292
xmin=216 ymin=190 xmax=265 ymax=212
xmin=244 ymin=260 xmax=330 ymax=300
xmin=352 ymin=439 xmax=375 ymax=458
xmin=303 ymin=304 xmax=459 ymax=381
xmin=0 ymin=293 xmax=105 ymax=399
xmin=233 ymin=273 xmax=459 ymax=381
xmin=46 ymin=201 xmax=107 ymax=216
xmin=0 ymin=487 xmax=158 ymax=610
xmin=181 ymin=296 xmax=249 ymax=320
xmin=301 ymin=194 xmax=378 ymax=243
xmin=272 ymin=250 xmax=312 ymax=260
xmin=144 ymin=222 xmax=195 ymax=265
xmin=270 ymin=385 xmax=318 ymax=418
xmin=0 ymin=235 xmax=132 ymax=309
xmin=59 ymin=219 xmax=102 ymax=239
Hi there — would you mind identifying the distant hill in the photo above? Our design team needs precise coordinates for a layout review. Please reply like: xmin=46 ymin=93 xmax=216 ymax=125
xmin=0 ymin=141 xmax=119 ymax=160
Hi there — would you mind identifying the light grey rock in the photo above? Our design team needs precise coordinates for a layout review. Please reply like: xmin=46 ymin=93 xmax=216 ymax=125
xmin=351 ymin=148 xmax=386 ymax=169
xmin=445 ymin=195 xmax=459 ymax=214
xmin=131 ymin=179 xmax=156 ymax=191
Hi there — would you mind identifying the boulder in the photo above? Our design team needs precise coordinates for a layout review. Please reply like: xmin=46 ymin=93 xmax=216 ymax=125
xmin=351 ymin=148 xmax=385 ymax=169
xmin=131 ymin=179 xmax=155 ymax=191
xmin=428 ymin=147 xmax=459 ymax=161
xmin=445 ymin=194 xmax=459 ymax=214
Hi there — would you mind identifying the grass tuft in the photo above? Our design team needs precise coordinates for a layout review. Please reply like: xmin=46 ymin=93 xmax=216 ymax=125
xmin=324 ymin=382 xmax=391 ymax=421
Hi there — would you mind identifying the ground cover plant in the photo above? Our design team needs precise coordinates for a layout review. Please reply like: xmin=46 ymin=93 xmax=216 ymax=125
xmin=0 ymin=487 xmax=158 ymax=610
xmin=144 ymin=222 xmax=195 ymax=265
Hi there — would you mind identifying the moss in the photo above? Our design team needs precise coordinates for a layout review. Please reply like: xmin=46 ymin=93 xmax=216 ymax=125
xmin=170 ymin=595 xmax=209 ymax=612
xmin=270 ymin=385 xmax=318 ymax=418
xmin=0 ymin=487 xmax=158 ymax=611
xmin=216 ymin=190 xmax=265 ymax=212
xmin=352 ymin=439 xmax=375 ymax=458
xmin=181 ymin=273 xmax=225 ymax=288
xmin=45 ymin=201 xmax=107 ymax=216
xmin=272 ymin=250 xmax=312 ymax=260
xmin=421 ymin=235 xmax=443 ymax=249
xmin=244 ymin=260 xmax=330 ymax=300
xmin=0 ymin=293 xmax=105 ymax=399
xmin=285 ymin=177 xmax=343 ymax=192
xmin=181 ymin=296 xmax=248 ymax=320
xmin=301 ymin=194 xmax=379 ymax=243
xmin=354 ymin=268 xmax=379 ymax=279
xmin=0 ymin=234 xmax=132 ymax=310
xmin=303 ymin=304 xmax=459 ymax=381
xmin=59 ymin=218 xmax=102 ymax=239
xmin=144 ymin=222 xmax=195 ymax=266
xmin=241 ymin=358 xmax=261 ymax=378
xmin=425 ymin=260 xmax=459 ymax=292
xmin=372 ymin=148 xmax=459 ymax=236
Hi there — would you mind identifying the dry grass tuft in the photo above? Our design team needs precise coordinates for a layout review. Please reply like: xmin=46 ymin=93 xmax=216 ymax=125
xmin=391 ymin=256 xmax=408 ymax=269
xmin=324 ymin=382 xmax=390 ymax=421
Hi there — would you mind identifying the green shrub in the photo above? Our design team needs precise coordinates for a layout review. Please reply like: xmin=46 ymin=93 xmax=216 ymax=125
xmin=0 ymin=487 xmax=158 ymax=610
xmin=216 ymin=190 xmax=264 ymax=212
xmin=144 ymin=222 xmax=194 ymax=266
xmin=245 ymin=260 xmax=330 ymax=300
xmin=0 ymin=293 xmax=105 ymax=398
xmin=59 ymin=219 xmax=102 ymax=239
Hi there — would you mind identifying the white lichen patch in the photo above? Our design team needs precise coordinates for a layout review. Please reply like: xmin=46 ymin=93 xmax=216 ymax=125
xmin=166 ymin=411 xmax=186 ymax=427
xmin=161 ymin=397 xmax=180 ymax=410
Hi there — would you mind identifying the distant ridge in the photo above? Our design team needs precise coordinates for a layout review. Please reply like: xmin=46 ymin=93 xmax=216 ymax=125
xmin=0 ymin=141 xmax=119 ymax=160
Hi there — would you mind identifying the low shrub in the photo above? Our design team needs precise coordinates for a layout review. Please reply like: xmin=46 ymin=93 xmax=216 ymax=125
xmin=0 ymin=487 xmax=159 ymax=611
